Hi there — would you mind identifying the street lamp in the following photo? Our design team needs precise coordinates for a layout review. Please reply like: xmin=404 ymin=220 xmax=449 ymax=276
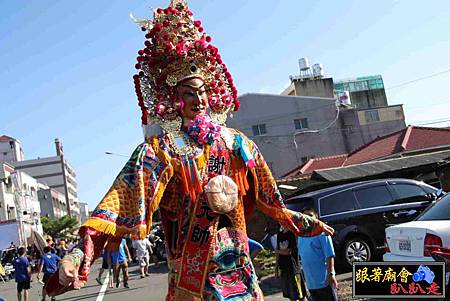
xmin=105 ymin=151 xmax=128 ymax=158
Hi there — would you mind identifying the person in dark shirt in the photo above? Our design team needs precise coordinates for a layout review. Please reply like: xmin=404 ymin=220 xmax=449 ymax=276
xmin=96 ymin=249 xmax=113 ymax=288
xmin=276 ymin=226 xmax=307 ymax=301
xmin=37 ymin=246 xmax=61 ymax=301
xmin=13 ymin=247 xmax=31 ymax=301
xmin=56 ymin=240 xmax=68 ymax=258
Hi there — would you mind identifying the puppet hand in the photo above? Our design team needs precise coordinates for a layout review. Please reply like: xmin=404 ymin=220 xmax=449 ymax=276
xmin=323 ymin=224 xmax=335 ymax=236
xmin=59 ymin=257 xmax=78 ymax=286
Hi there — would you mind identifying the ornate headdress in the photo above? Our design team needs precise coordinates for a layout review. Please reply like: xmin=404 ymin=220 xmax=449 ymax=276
xmin=131 ymin=0 xmax=239 ymax=129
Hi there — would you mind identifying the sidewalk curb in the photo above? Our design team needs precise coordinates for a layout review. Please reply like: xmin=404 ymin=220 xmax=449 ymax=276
xmin=337 ymin=272 xmax=352 ymax=281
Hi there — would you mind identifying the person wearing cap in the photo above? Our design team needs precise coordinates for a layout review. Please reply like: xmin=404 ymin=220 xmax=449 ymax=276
xmin=46 ymin=1 xmax=334 ymax=300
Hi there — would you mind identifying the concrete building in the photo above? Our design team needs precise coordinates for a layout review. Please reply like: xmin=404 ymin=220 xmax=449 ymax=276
xmin=281 ymin=63 xmax=388 ymax=110
xmin=19 ymin=171 xmax=42 ymax=231
xmin=281 ymin=77 xmax=335 ymax=98
xmin=78 ymin=202 xmax=89 ymax=224
xmin=11 ymin=139 xmax=78 ymax=218
xmin=0 ymin=135 xmax=24 ymax=162
xmin=0 ymin=163 xmax=15 ymax=221
xmin=0 ymin=162 xmax=43 ymax=243
xmin=339 ymin=104 xmax=405 ymax=152
xmin=228 ymin=93 xmax=406 ymax=178
xmin=334 ymin=75 xmax=388 ymax=109
xmin=37 ymin=184 xmax=68 ymax=219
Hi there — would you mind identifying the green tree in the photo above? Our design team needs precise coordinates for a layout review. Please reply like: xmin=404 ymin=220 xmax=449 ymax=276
xmin=41 ymin=215 xmax=79 ymax=240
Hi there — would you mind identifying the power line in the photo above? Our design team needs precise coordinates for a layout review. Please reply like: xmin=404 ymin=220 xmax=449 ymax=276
xmin=410 ymin=117 xmax=450 ymax=126
xmin=406 ymin=98 xmax=450 ymax=111
xmin=386 ymin=68 xmax=450 ymax=90
xmin=292 ymin=104 xmax=340 ymax=165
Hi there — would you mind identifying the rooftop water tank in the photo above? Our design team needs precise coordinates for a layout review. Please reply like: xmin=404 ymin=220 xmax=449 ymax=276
xmin=312 ymin=63 xmax=324 ymax=78
xmin=298 ymin=57 xmax=310 ymax=71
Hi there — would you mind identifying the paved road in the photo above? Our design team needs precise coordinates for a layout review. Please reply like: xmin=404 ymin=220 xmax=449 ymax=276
xmin=1 ymin=262 xmax=168 ymax=301
xmin=0 ymin=262 xmax=352 ymax=301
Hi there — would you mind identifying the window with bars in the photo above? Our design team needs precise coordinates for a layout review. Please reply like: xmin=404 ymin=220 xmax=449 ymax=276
xmin=294 ymin=118 xmax=309 ymax=130
xmin=252 ymin=124 xmax=267 ymax=136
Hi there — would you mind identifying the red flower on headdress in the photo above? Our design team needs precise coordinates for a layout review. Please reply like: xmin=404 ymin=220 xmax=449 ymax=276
xmin=154 ymin=23 xmax=162 ymax=31
xmin=176 ymin=41 xmax=189 ymax=56
xmin=155 ymin=103 xmax=166 ymax=116
xmin=194 ymin=39 xmax=207 ymax=51
xmin=222 ymin=94 xmax=233 ymax=106
xmin=234 ymin=100 xmax=240 ymax=111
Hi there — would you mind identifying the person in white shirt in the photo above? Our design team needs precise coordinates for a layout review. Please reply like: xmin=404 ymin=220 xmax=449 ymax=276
xmin=132 ymin=237 xmax=153 ymax=278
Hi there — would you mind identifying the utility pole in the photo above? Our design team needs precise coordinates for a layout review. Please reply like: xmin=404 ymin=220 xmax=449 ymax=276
xmin=55 ymin=139 xmax=71 ymax=217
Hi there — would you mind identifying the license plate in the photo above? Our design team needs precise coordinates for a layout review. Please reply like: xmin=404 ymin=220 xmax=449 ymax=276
xmin=398 ymin=240 xmax=411 ymax=252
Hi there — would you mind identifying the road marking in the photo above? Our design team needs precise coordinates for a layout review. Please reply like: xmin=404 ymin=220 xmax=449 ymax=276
xmin=96 ymin=273 xmax=109 ymax=301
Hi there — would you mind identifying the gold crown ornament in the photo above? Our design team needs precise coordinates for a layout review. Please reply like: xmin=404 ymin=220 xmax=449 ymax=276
xmin=131 ymin=0 xmax=239 ymax=127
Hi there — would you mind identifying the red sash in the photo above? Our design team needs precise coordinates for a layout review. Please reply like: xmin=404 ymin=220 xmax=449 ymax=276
xmin=177 ymin=139 xmax=230 ymax=295
xmin=177 ymin=195 xmax=218 ymax=295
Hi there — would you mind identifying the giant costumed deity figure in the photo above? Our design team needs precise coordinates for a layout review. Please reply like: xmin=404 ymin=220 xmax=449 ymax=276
xmin=46 ymin=1 xmax=334 ymax=300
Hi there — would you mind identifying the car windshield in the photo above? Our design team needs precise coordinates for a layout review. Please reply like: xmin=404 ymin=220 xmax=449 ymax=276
xmin=416 ymin=193 xmax=450 ymax=221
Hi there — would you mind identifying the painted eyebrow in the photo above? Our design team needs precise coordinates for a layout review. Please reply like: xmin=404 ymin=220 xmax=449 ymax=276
xmin=181 ymin=83 xmax=206 ymax=90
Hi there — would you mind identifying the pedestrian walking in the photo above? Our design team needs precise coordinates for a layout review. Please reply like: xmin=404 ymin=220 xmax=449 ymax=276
xmin=56 ymin=240 xmax=68 ymax=258
xmin=111 ymin=238 xmax=131 ymax=288
xmin=96 ymin=250 xmax=113 ymax=288
xmin=276 ymin=226 xmax=308 ymax=301
xmin=67 ymin=240 xmax=78 ymax=252
xmin=148 ymin=233 xmax=160 ymax=269
xmin=298 ymin=207 xmax=339 ymax=301
xmin=37 ymin=246 xmax=61 ymax=301
xmin=132 ymin=237 xmax=153 ymax=278
xmin=13 ymin=247 xmax=31 ymax=301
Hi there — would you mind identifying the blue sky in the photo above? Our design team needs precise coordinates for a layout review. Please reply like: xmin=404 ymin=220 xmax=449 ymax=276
xmin=1 ymin=0 xmax=450 ymax=209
